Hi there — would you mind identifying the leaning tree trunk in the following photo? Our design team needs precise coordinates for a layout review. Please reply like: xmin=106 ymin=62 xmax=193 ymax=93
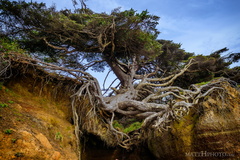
xmin=104 ymin=57 xmax=134 ymax=90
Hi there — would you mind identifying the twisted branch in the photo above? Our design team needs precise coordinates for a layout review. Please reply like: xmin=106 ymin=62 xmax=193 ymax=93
xmin=0 ymin=53 xmax=231 ymax=150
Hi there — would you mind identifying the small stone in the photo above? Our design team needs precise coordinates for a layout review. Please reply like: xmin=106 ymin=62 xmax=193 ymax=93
xmin=51 ymin=151 xmax=61 ymax=160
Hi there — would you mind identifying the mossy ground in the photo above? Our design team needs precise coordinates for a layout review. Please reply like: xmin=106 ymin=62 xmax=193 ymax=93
xmin=113 ymin=119 xmax=142 ymax=134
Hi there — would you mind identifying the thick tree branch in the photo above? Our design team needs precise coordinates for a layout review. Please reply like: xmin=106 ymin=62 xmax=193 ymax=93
xmin=1 ymin=53 xmax=230 ymax=150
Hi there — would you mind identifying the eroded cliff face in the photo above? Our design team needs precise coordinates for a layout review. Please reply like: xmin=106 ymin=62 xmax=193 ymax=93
xmin=1 ymin=59 xmax=239 ymax=160
xmin=0 ymin=69 xmax=79 ymax=159
xmin=0 ymin=61 xmax=134 ymax=160
xmin=148 ymin=82 xmax=240 ymax=160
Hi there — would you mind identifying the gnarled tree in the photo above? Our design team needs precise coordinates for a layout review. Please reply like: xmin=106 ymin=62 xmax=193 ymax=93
xmin=0 ymin=0 xmax=239 ymax=149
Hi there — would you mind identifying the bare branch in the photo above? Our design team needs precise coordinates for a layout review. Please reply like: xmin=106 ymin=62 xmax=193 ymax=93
xmin=1 ymin=53 xmax=231 ymax=150
xmin=43 ymin=38 xmax=78 ymax=54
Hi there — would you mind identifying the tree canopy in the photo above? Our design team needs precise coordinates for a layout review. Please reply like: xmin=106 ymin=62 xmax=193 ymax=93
xmin=1 ymin=0 xmax=239 ymax=89
xmin=1 ymin=0 xmax=239 ymax=88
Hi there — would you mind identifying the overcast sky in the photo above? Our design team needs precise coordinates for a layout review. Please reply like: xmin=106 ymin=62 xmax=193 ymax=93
xmin=25 ymin=0 xmax=240 ymax=88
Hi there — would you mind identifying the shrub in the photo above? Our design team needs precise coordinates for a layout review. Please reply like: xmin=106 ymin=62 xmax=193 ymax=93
xmin=0 ymin=103 xmax=9 ymax=108
xmin=4 ymin=129 xmax=13 ymax=134
xmin=12 ymin=138 xmax=17 ymax=143
xmin=8 ymin=100 xmax=14 ymax=104
xmin=55 ymin=132 xmax=63 ymax=141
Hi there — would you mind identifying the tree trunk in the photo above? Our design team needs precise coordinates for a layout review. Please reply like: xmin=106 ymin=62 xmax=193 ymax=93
xmin=105 ymin=57 xmax=133 ymax=89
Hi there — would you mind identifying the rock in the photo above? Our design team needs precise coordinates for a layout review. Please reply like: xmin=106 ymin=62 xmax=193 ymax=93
xmin=51 ymin=151 xmax=61 ymax=160
xmin=20 ymin=130 xmax=34 ymax=141
xmin=35 ymin=133 xmax=53 ymax=149
xmin=148 ymin=84 xmax=240 ymax=160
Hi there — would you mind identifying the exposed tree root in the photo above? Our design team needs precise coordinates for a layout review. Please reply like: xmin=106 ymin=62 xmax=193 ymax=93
xmin=0 ymin=52 xmax=235 ymax=150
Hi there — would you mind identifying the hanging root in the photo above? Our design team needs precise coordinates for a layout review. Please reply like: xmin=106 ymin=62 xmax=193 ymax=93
xmin=0 ymin=52 xmax=235 ymax=150
xmin=0 ymin=53 xmax=12 ymax=79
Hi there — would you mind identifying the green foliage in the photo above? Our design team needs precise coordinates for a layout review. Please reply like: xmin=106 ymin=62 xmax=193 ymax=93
xmin=156 ymin=40 xmax=194 ymax=71
xmin=113 ymin=120 xmax=142 ymax=133
xmin=113 ymin=120 xmax=124 ymax=131
xmin=195 ymin=81 xmax=209 ymax=86
xmin=0 ymin=103 xmax=9 ymax=108
xmin=0 ymin=1 xmax=161 ymax=71
xmin=55 ymin=132 xmax=63 ymax=141
xmin=174 ymin=48 xmax=240 ymax=88
xmin=11 ymin=138 xmax=17 ymax=143
xmin=8 ymin=100 xmax=14 ymax=104
xmin=0 ymin=38 xmax=25 ymax=53
xmin=0 ymin=0 xmax=238 ymax=87
xmin=123 ymin=121 xmax=142 ymax=133
xmin=137 ymin=32 xmax=162 ymax=58
xmin=4 ymin=129 xmax=13 ymax=134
